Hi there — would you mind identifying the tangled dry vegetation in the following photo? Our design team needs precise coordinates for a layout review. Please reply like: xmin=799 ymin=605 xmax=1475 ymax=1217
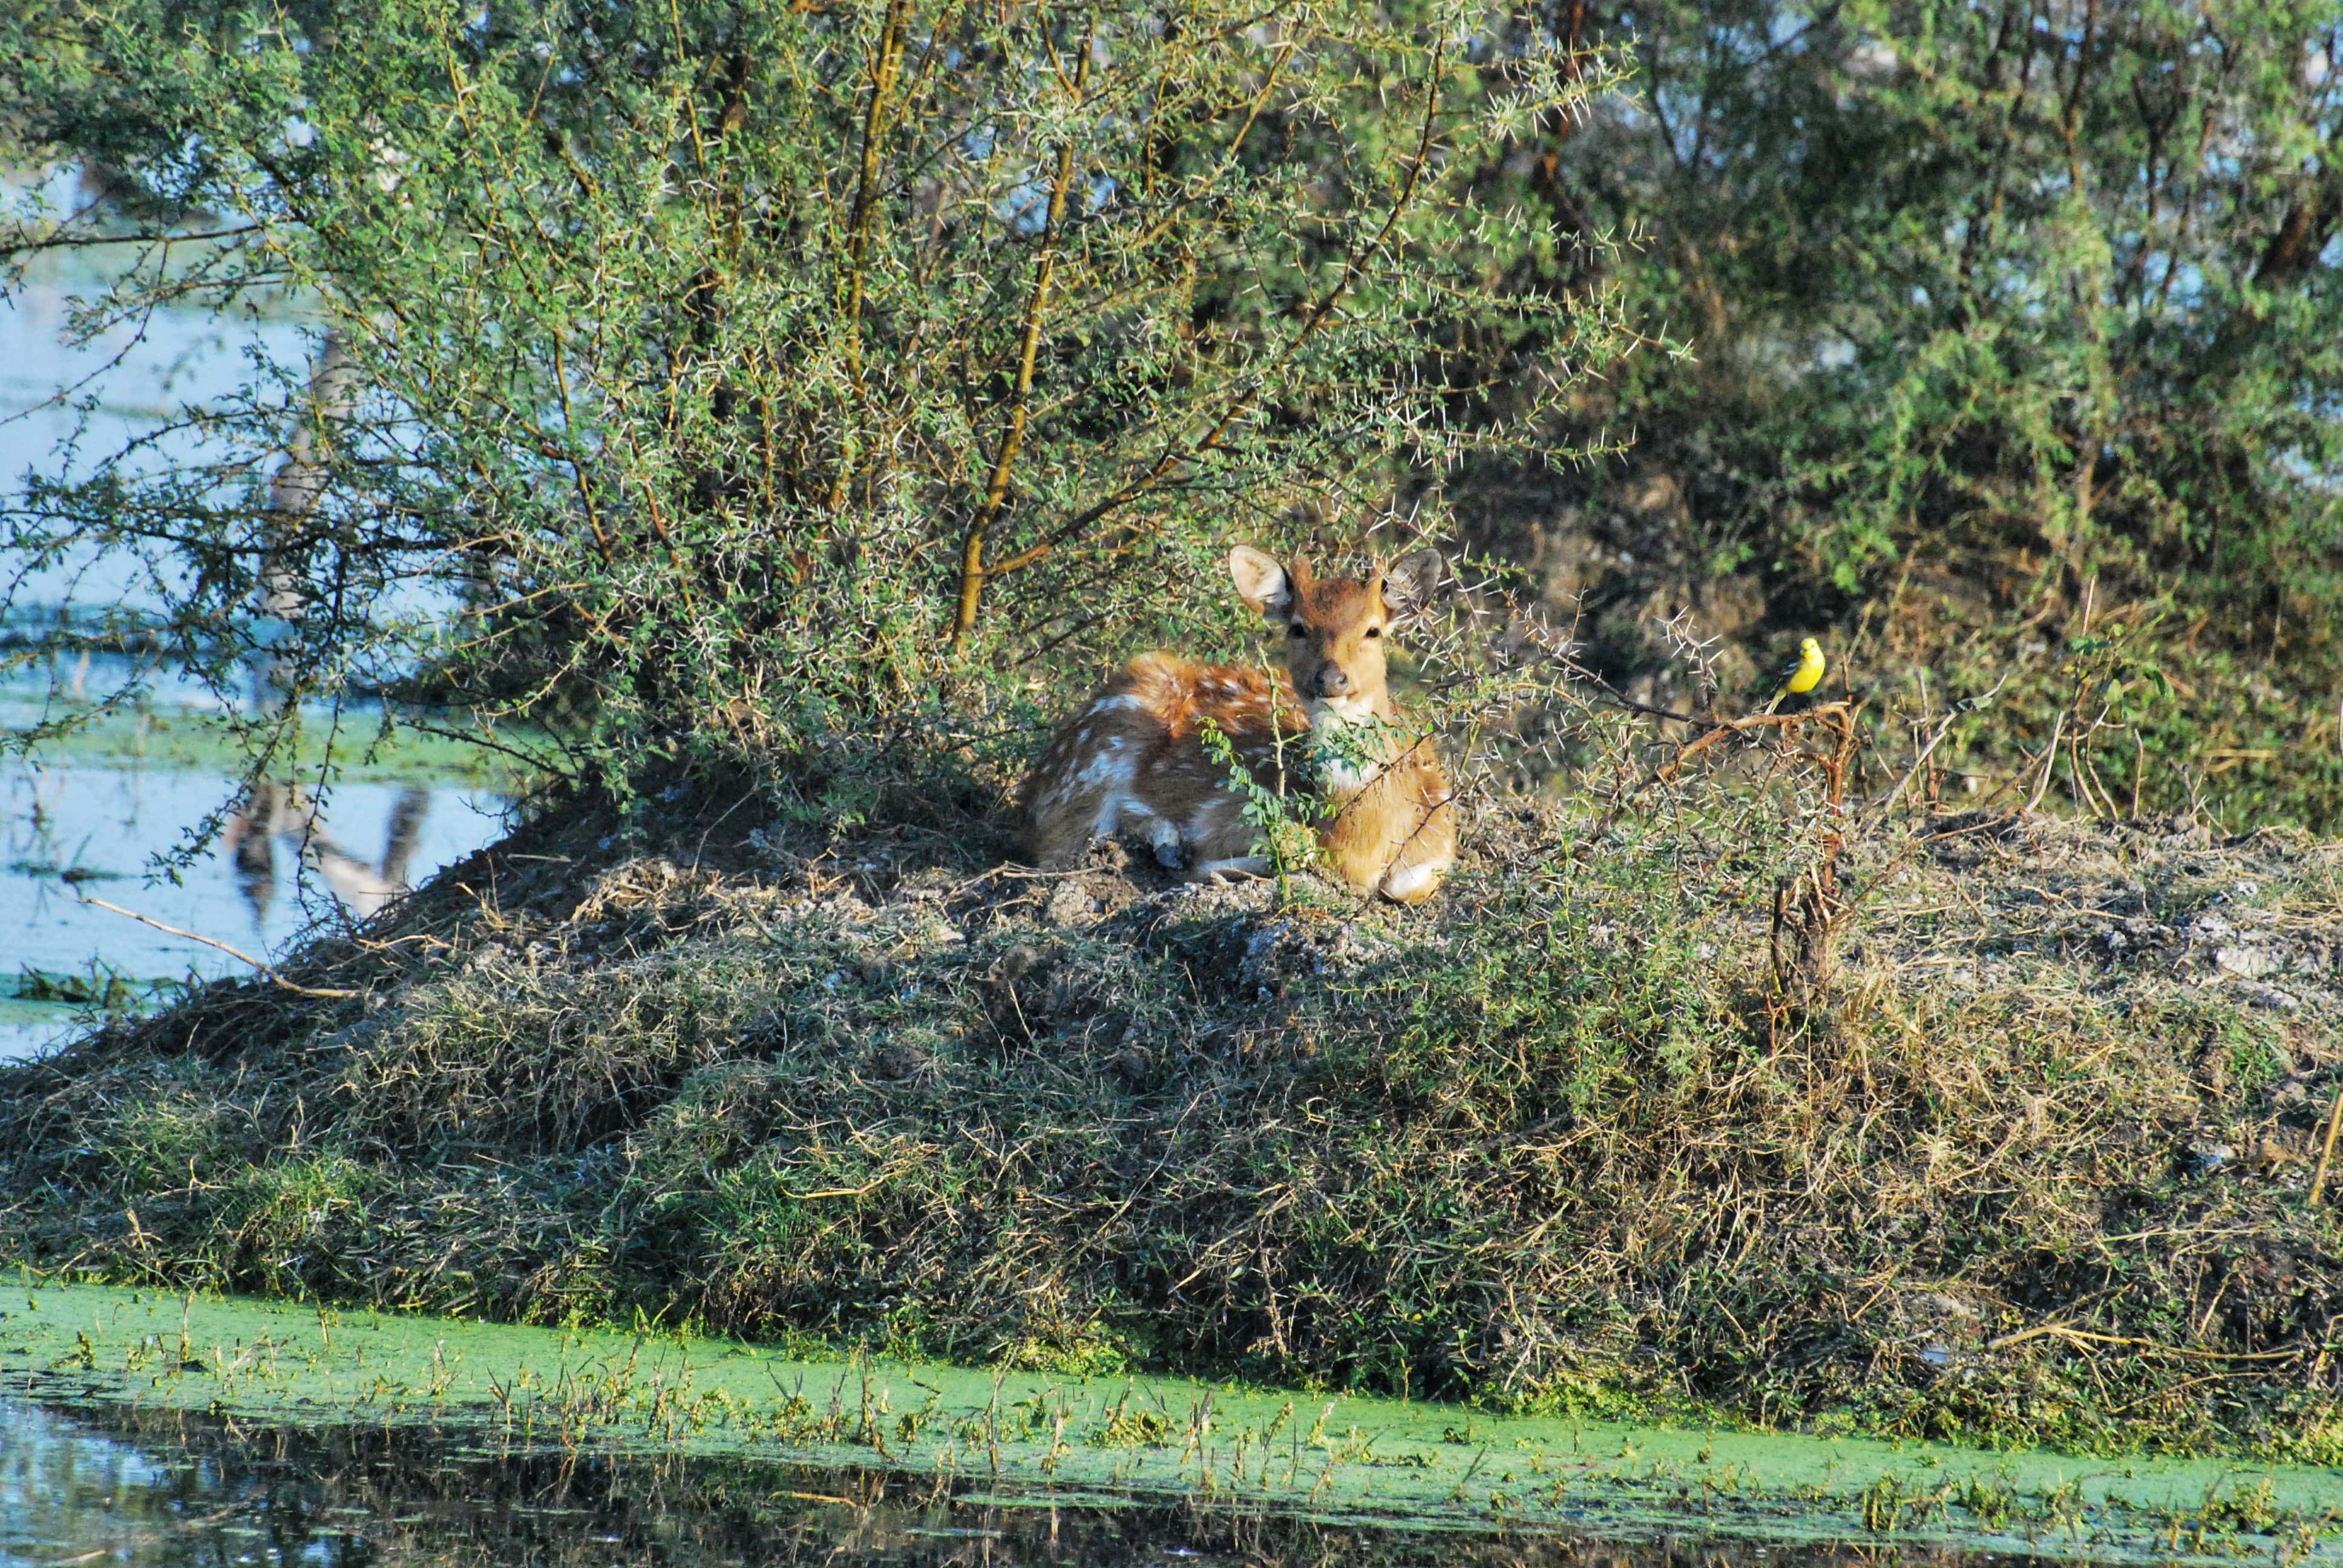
xmin=3 ymin=768 xmax=2341 ymax=1460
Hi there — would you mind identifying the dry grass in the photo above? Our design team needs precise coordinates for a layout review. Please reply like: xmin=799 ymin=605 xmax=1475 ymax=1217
xmin=3 ymin=774 xmax=2340 ymax=1460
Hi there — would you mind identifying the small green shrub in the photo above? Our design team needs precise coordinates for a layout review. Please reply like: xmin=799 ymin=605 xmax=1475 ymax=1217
xmin=221 ymin=1155 xmax=375 ymax=1296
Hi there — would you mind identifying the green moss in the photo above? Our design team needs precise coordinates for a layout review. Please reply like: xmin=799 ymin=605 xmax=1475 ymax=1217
xmin=8 ymin=702 xmax=542 ymax=786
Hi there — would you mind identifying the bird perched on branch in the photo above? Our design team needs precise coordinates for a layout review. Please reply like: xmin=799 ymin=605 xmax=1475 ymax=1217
xmin=1765 ymin=637 xmax=1827 ymax=713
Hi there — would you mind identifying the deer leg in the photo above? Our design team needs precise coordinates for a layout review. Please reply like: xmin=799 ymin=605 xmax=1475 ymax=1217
xmin=1025 ymin=746 xmax=1136 ymax=869
xmin=1137 ymin=814 xmax=1186 ymax=869
xmin=1193 ymin=855 xmax=1271 ymax=883
xmin=1374 ymin=792 xmax=1457 ymax=905
xmin=1029 ymin=798 xmax=1107 ymax=870
xmin=1379 ymin=859 xmax=1442 ymax=903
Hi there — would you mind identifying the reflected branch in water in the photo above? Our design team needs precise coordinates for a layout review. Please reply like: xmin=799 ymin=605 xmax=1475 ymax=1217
xmin=222 ymin=780 xmax=281 ymax=924
xmin=248 ymin=331 xmax=359 ymax=716
xmin=220 ymin=780 xmax=431 ymax=926
xmin=379 ymin=785 xmax=429 ymax=889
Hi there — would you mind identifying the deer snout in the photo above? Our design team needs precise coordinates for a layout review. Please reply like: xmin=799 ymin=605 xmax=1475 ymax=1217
xmin=1306 ymin=662 xmax=1352 ymax=699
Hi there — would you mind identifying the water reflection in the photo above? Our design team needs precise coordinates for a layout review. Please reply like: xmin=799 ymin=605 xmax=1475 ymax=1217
xmin=0 ymin=763 xmax=503 ymax=1062
xmin=0 ymin=1402 xmax=427 ymax=1568
xmin=0 ymin=1397 xmax=2036 ymax=1568
xmin=1 ymin=609 xmax=505 ymax=1064
xmin=223 ymin=781 xmax=432 ymax=926
xmin=0 ymin=165 xmax=315 ymax=613
xmin=2 ymin=169 xmax=511 ymax=1061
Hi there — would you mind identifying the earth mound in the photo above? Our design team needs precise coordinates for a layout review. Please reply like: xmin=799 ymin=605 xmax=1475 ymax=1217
xmin=5 ymin=782 xmax=2341 ymax=1459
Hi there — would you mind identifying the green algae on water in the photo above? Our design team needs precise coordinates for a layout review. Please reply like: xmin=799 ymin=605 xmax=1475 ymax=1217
xmin=4 ymin=701 xmax=542 ymax=787
xmin=7 ymin=1283 xmax=2343 ymax=1563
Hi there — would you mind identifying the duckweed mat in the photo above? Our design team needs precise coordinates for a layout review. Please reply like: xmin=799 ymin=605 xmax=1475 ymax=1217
xmin=0 ymin=1394 xmax=2070 ymax=1568
xmin=7 ymin=1283 xmax=2343 ymax=1562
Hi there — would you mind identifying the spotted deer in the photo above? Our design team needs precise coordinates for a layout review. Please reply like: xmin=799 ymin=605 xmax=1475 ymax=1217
xmin=1021 ymin=546 xmax=1456 ymax=903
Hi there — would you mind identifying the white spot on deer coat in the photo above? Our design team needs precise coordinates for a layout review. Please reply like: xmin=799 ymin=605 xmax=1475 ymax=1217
xmin=1381 ymin=861 xmax=1438 ymax=900
xmin=1075 ymin=745 xmax=1130 ymax=786
xmin=1318 ymin=756 xmax=1371 ymax=795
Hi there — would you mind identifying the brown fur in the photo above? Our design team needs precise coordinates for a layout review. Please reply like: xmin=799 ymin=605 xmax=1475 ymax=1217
xmin=1021 ymin=547 xmax=1457 ymax=903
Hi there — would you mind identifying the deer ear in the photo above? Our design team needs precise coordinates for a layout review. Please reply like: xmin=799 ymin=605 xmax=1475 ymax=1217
xmin=1380 ymin=547 xmax=1446 ymax=619
xmin=1228 ymin=546 xmax=1293 ymax=618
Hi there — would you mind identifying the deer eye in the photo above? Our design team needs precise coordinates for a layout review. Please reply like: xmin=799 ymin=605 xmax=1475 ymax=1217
xmin=1287 ymin=622 xmax=1307 ymax=639
xmin=1365 ymin=625 xmax=1383 ymax=638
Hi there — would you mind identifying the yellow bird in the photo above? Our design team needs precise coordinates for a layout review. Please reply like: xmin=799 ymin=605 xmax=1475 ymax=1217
xmin=1764 ymin=636 xmax=1827 ymax=714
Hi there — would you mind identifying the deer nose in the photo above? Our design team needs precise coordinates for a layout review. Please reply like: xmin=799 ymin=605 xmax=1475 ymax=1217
xmin=1309 ymin=663 xmax=1351 ymax=699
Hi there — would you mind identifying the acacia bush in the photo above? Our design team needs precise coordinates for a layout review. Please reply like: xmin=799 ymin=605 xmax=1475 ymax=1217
xmin=1485 ymin=1 xmax=2343 ymax=826
xmin=13 ymin=2 xmax=2343 ymax=834
xmin=1 ymin=0 xmax=1632 ymax=802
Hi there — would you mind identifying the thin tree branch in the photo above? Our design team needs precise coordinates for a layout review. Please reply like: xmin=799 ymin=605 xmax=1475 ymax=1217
xmin=987 ymin=34 xmax=1453 ymax=586
xmin=76 ymin=896 xmax=359 ymax=999
xmin=0 ymin=224 xmax=263 ymax=254
xmin=828 ymin=0 xmax=914 ymax=511
xmin=948 ymin=13 xmax=1096 ymax=642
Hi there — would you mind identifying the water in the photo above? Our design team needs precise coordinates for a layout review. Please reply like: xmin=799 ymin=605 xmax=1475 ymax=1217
xmin=1 ymin=198 xmax=515 ymax=1062
xmin=12 ymin=1282 xmax=2341 ymax=1567
xmin=0 ymin=1396 xmax=2027 ymax=1568
xmin=0 ymin=661 xmax=508 ymax=1070
xmin=0 ymin=757 xmax=506 ymax=1059
xmin=0 ymin=656 xmax=509 ymax=1070
xmin=1 ymin=165 xmax=315 ymax=612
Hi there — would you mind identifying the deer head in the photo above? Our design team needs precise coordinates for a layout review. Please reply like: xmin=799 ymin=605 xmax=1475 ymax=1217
xmin=1227 ymin=545 xmax=1444 ymax=722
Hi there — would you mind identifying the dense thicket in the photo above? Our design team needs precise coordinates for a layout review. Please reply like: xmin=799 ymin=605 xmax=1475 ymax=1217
xmin=1496 ymin=1 xmax=2343 ymax=825
xmin=5 ymin=2 xmax=2341 ymax=822
xmin=1 ymin=0 xmax=1626 ymax=808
